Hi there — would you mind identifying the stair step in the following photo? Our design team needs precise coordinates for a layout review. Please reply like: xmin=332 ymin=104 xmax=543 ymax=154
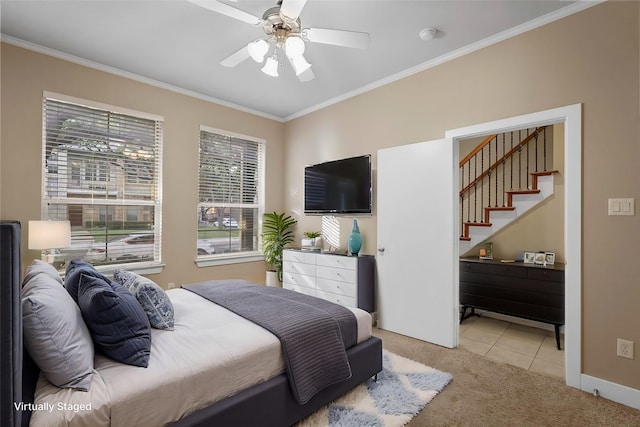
xmin=531 ymin=170 xmax=558 ymax=188
xmin=484 ymin=206 xmax=516 ymax=223
xmin=506 ymin=189 xmax=540 ymax=206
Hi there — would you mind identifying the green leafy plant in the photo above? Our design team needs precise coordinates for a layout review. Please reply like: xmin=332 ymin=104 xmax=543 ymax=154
xmin=261 ymin=211 xmax=297 ymax=281
xmin=303 ymin=231 xmax=321 ymax=239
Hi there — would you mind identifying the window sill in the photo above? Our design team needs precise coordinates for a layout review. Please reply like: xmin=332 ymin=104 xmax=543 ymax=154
xmin=94 ymin=261 xmax=165 ymax=276
xmin=195 ymin=253 xmax=265 ymax=268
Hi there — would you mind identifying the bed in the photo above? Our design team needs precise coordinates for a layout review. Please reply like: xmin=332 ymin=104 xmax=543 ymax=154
xmin=0 ymin=221 xmax=383 ymax=427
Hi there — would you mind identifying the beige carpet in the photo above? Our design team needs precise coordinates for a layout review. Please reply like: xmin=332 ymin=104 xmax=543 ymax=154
xmin=374 ymin=328 xmax=640 ymax=426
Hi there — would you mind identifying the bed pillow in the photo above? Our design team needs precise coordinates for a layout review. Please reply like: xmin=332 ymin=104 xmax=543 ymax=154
xmin=78 ymin=273 xmax=151 ymax=367
xmin=23 ymin=259 xmax=63 ymax=285
xmin=22 ymin=261 xmax=94 ymax=391
xmin=64 ymin=259 xmax=112 ymax=303
xmin=113 ymin=270 xmax=175 ymax=330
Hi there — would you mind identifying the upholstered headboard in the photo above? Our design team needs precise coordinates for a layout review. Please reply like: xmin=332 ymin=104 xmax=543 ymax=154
xmin=0 ymin=221 xmax=39 ymax=427
xmin=1 ymin=221 xmax=23 ymax=427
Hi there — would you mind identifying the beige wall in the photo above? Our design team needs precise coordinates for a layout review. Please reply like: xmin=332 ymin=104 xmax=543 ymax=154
xmin=284 ymin=2 xmax=640 ymax=389
xmin=1 ymin=0 xmax=639 ymax=394
xmin=0 ymin=43 xmax=285 ymax=286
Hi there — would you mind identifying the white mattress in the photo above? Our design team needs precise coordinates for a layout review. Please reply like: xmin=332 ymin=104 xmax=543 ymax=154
xmin=30 ymin=288 xmax=372 ymax=427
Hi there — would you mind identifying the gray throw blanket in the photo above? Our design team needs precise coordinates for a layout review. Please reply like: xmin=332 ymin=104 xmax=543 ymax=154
xmin=182 ymin=280 xmax=357 ymax=404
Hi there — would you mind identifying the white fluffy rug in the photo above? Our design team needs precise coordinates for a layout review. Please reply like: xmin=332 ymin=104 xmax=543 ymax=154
xmin=297 ymin=350 xmax=452 ymax=427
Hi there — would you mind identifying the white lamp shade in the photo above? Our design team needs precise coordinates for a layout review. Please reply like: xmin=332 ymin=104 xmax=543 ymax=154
xmin=284 ymin=36 xmax=305 ymax=59
xmin=261 ymin=55 xmax=279 ymax=77
xmin=248 ymin=39 xmax=269 ymax=63
xmin=28 ymin=220 xmax=71 ymax=250
xmin=291 ymin=55 xmax=312 ymax=76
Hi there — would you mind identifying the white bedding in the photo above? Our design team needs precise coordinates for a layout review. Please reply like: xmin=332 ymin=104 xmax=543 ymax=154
xmin=30 ymin=288 xmax=372 ymax=427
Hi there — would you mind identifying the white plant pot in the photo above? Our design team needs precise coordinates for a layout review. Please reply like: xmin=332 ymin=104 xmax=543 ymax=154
xmin=266 ymin=270 xmax=280 ymax=287
xmin=301 ymin=238 xmax=314 ymax=248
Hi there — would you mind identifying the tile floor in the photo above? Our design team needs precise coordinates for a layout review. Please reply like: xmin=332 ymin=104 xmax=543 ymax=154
xmin=459 ymin=315 xmax=565 ymax=380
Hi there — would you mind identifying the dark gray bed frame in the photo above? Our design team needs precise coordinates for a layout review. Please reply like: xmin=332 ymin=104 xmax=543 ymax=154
xmin=0 ymin=220 xmax=383 ymax=427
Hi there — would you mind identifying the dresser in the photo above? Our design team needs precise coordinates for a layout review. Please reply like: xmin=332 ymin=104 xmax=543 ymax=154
xmin=282 ymin=249 xmax=375 ymax=313
xmin=459 ymin=257 xmax=565 ymax=349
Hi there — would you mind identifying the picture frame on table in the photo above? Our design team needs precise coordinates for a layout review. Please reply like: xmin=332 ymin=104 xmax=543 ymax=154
xmin=545 ymin=252 xmax=556 ymax=265
xmin=523 ymin=251 xmax=535 ymax=264
xmin=534 ymin=252 xmax=546 ymax=265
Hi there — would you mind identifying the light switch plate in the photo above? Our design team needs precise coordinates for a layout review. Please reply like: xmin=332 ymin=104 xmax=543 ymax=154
xmin=608 ymin=198 xmax=635 ymax=216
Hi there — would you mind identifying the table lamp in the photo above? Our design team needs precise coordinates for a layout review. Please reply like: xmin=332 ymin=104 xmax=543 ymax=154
xmin=28 ymin=220 xmax=71 ymax=263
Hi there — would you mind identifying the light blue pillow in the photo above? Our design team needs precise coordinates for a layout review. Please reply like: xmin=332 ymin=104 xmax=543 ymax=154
xmin=78 ymin=273 xmax=151 ymax=367
xmin=113 ymin=270 xmax=175 ymax=331
xmin=22 ymin=260 xmax=94 ymax=391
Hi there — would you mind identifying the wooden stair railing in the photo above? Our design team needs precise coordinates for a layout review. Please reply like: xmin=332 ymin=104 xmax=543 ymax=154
xmin=459 ymin=126 xmax=553 ymax=241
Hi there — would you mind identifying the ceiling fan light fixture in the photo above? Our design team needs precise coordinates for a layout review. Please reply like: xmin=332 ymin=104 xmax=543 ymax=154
xmin=291 ymin=55 xmax=311 ymax=76
xmin=261 ymin=54 xmax=279 ymax=77
xmin=284 ymin=36 xmax=305 ymax=59
xmin=248 ymin=39 xmax=269 ymax=63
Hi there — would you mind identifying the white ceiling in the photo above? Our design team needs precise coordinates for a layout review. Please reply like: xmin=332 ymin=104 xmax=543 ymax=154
xmin=1 ymin=1 xmax=592 ymax=121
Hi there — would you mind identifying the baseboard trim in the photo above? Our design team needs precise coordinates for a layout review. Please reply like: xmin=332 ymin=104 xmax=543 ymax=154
xmin=581 ymin=374 xmax=640 ymax=410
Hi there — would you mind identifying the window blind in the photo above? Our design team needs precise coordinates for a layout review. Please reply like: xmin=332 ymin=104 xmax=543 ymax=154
xmin=43 ymin=95 xmax=163 ymax=268
xmin=197 ymin=127 xmax=264 ymax=258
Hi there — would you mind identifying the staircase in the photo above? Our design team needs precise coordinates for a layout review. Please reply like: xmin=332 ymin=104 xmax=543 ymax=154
xmin=459 ymin=126 xmax=557 ymax=255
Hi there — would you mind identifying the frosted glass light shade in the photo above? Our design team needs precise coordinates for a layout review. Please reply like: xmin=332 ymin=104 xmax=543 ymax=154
xmin=284 ymin=36 xmax=305 ymax=59
xmin=261 ymin=55 xmax=279 ymax=77
xmin=248 ymin=39 xmax=269 ymax=63
xmin=291 ymin=55 xmax=311 ymax=76
xmin=28 ymin=220 xmax=71 ymax=250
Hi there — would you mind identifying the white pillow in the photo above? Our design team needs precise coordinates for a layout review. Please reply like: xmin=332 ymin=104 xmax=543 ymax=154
xmin=22 ymin=260 xmax=94 ymax=391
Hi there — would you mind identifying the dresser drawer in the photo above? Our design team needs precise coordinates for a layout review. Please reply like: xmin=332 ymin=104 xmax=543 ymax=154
xmin=315 ymin=289 xmax=356 ymax=308
xmin=283 ymin=282 xmax=316 ymax=297
xmin=316 ymin=265 xmax=356 ymax=284
xmin=316 ymin=277 xmax=356 ymax=298
xmin=283 ymin=250 xmax=317 ymax=265
xmin=527 ymin=267 xmax=564 ymax=283
xmin=460 ymin=260 xmax=527 ymax=279
xmin=282 ymin=272 xmax=315 ymax=289
xmin=283 ymin=261 xmax=316 ymax=276
xmin=316 ymin=254 xmax=356 ymax=270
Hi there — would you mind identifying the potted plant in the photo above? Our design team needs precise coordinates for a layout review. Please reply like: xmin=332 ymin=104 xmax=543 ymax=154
xmin=261 ymin=211 xmax=297 ymax=285
xmin=302 ymin=231 xmax=322 ymax=249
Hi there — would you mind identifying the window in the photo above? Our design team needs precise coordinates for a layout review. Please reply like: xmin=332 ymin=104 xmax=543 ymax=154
xmin=42 ymin=93 xmax=163 ymax=271
xmin=196 ymin=126 xmax=265 ymax=263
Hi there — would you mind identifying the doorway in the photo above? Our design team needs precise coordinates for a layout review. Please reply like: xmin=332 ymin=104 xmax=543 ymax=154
xmin=446 ymin=104 xmax=582 ymax=388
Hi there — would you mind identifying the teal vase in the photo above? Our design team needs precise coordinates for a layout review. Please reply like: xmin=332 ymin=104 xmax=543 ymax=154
xmin=348 ymin=219 xmax=362 ymax=256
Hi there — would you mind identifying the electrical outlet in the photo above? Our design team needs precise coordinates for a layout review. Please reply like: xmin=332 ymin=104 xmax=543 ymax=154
xmin=167 ymin=282 xmax=176 ymax=289
xmin=617 ymin=338 xmax=634 ymax=359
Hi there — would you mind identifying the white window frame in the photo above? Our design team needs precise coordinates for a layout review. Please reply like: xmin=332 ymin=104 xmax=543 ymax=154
xmin=42 ymin=91 xmax=164 ymax=274
xmin=195 ymin=126 xmax=265 ymax=267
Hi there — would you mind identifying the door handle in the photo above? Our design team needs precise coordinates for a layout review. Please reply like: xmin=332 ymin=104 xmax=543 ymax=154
xmin=377 ymin=246 xmax=385 ymax=253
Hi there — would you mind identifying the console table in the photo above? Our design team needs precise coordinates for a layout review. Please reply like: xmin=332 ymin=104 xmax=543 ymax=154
xmin=459 ymin=257 xmax=565 ymax=349
xmin=282 ymin=249 xmax=375 ymax=312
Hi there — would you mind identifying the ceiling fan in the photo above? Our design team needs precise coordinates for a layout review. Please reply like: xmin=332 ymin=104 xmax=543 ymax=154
xmin=188 ymin=0 xmax=370 ymax=82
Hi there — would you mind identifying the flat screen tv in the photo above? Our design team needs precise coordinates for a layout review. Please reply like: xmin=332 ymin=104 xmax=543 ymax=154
xmin=304 ymin=154 xmax=372 ymax=214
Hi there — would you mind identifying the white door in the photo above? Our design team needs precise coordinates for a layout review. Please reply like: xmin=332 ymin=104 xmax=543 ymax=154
xmin=377 ymin=138 xmax=458 ymax=348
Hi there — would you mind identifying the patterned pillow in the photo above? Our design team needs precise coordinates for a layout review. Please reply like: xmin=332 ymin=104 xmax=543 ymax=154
xmin=22 ymin=260 xmax=94 ymax=390
xmin=113 ymin=270 xmax=175 ymax=330
xmin=78 ymin=273 xmax=151 ymax=367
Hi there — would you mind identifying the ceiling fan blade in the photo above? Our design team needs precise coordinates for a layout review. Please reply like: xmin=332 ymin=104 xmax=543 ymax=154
xmin=220 ymin=44 xmax=251 ymax=67
xmin=188 ymin=0 xmax=262 ymax=26
xmin=304 ymin=28 xmax=370 ymax=49
xmin=279 ymin=0 xmax=307 ymax=21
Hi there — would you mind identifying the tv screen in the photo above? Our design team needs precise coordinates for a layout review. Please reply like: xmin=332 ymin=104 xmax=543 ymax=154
xmin=304 ymin=155 xmax=372 ymax=214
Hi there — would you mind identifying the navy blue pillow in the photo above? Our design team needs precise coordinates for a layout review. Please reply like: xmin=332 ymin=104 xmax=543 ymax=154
xmin=65 ymin=259 xmax=112 ymax=303
xmin=77 ymin=273 xmax=151 ymax=367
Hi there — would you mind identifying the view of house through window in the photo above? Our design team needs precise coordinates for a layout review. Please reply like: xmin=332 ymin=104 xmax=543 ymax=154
xmin=197 ymin=127 xmax=264 ymax=259
xmin=43 ymin=94 xmax=163 ymax=269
